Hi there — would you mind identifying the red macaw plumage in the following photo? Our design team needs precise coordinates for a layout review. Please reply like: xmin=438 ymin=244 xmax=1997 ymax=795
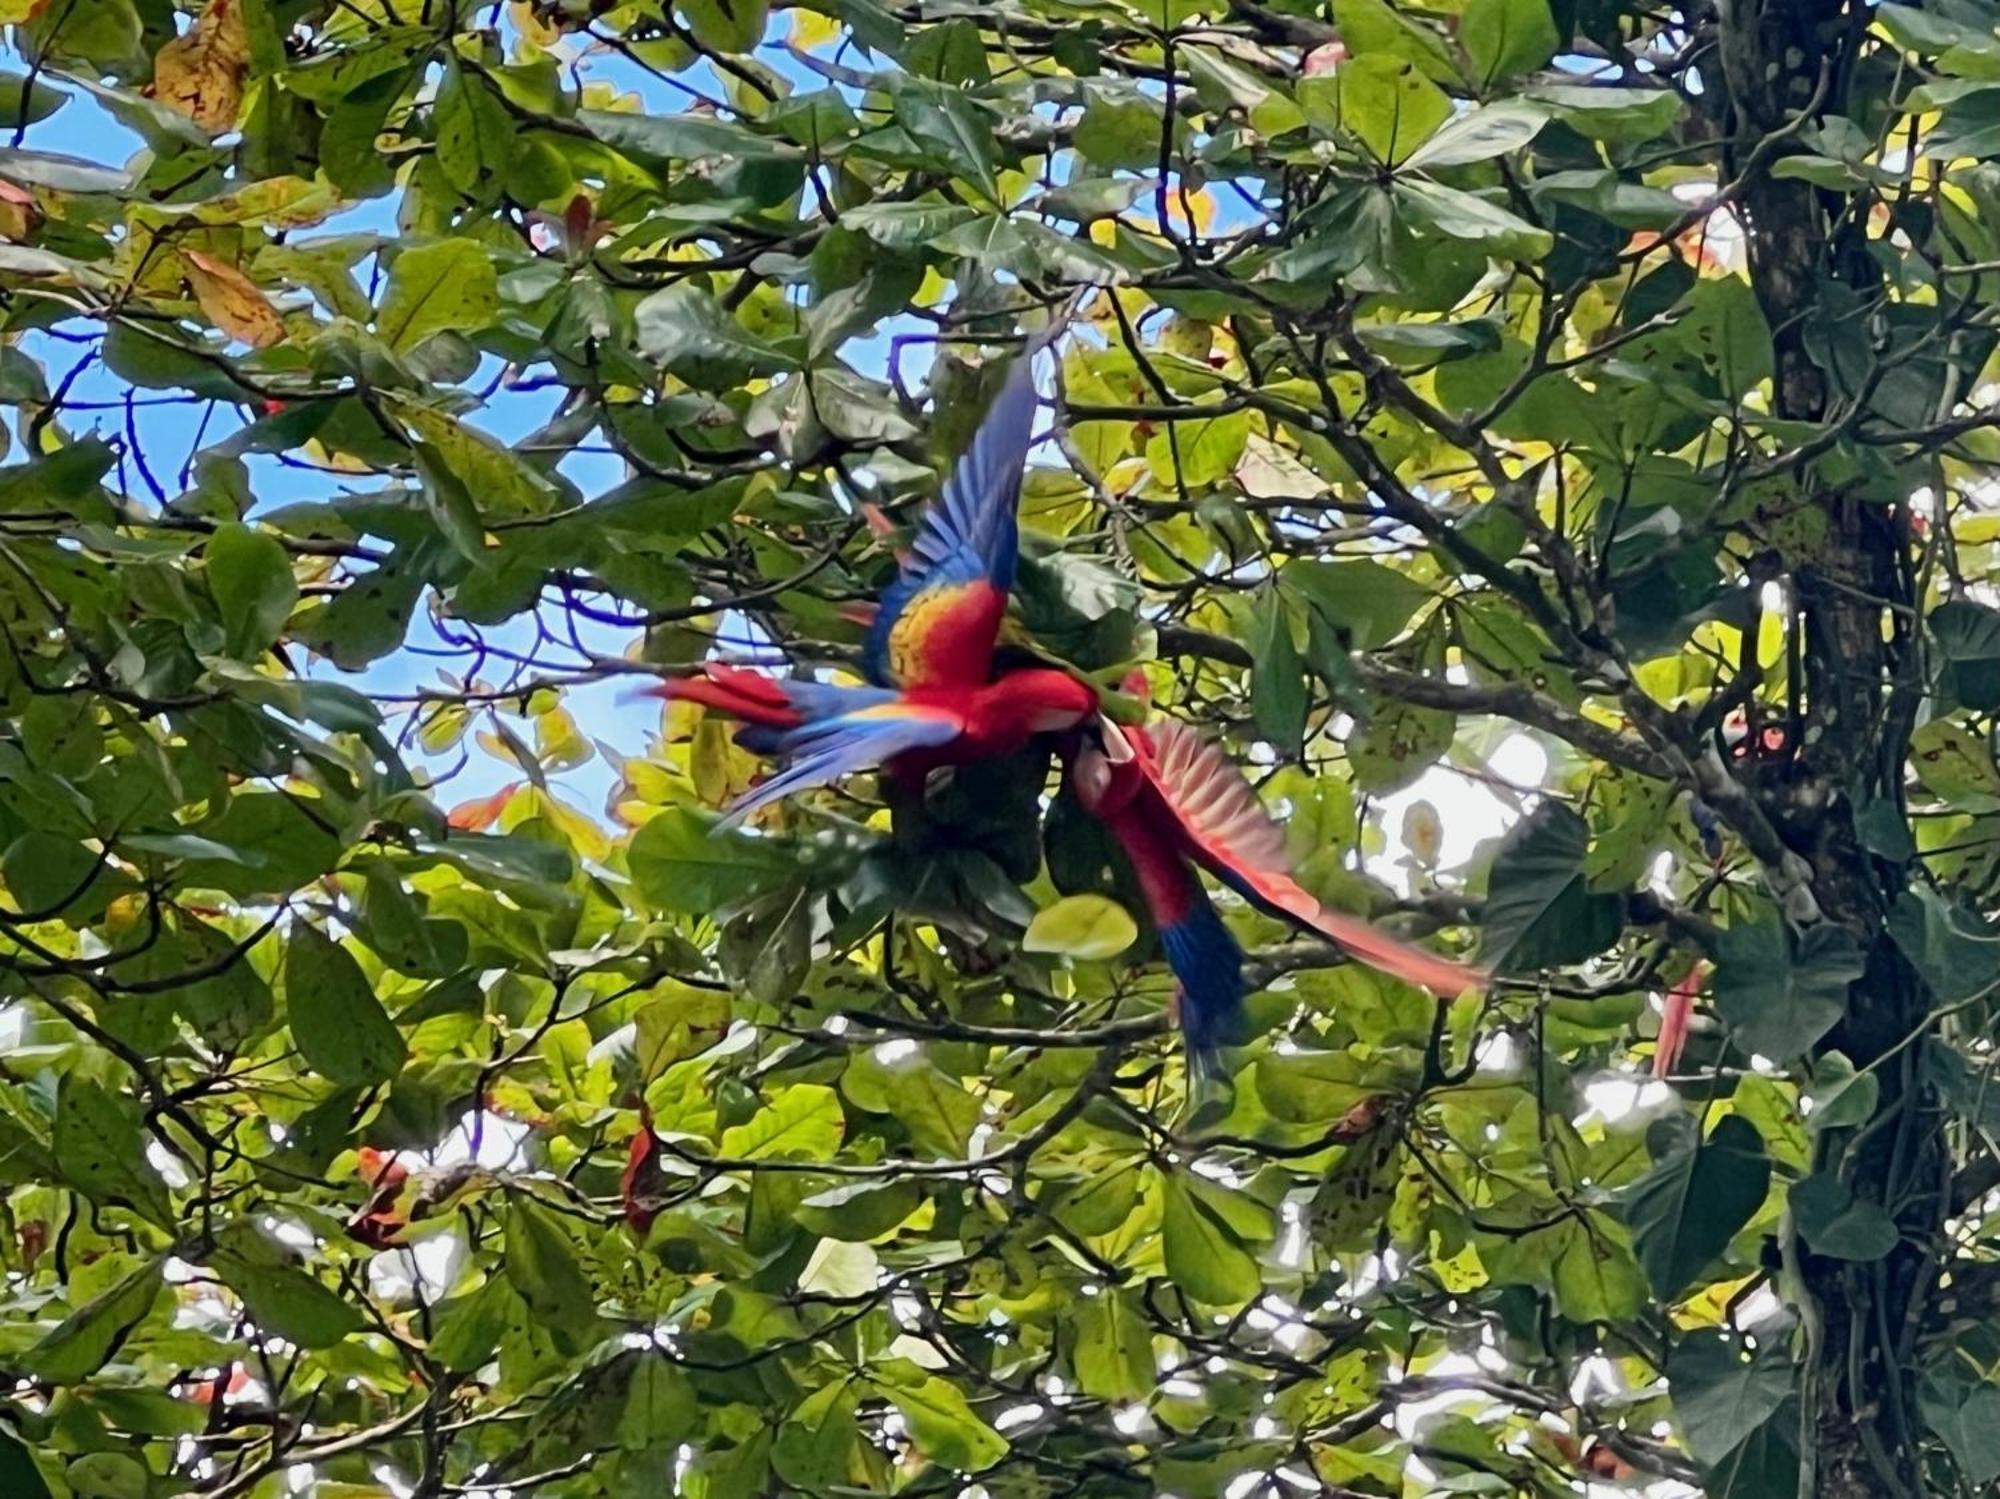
xmin=655 ymin=320 xmax=1099 ymax=825
xmin=1654 ymin=962 xmax=1705 ymax=1079
xmin=1070 ymin=729 xmax=1247 ymax=1081
xmin=860 ymin=341 xmax=1039 ymax=690
xmin=1071 ymin=714 xmax=1486 ymax=1076
xmin=657 ymin=662 xmax=1097 ymax=828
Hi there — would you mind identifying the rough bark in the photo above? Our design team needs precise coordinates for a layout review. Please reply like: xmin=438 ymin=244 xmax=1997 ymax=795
xmin=1714 ymin=2 xmax=1935 ymax=1491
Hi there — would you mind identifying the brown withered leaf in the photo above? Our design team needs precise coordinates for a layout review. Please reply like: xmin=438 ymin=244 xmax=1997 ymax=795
xmin=152 ymin=0 xmax=251 ymax=134
xmin=182 ymin=250 xmax=283 ymax=348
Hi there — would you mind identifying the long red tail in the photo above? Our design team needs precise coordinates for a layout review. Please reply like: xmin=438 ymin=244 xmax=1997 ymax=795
xmin=1653 ymin=963 xmax=1704 ymax=1078
xmin=646 ymin=665 xmax=804 ymax=730
xmin=1292 ymin=894 xmax=1487 ymax=998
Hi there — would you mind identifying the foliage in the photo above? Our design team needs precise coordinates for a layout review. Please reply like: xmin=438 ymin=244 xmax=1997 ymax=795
xmin=0 ymin=0 xmax=1998 ymax=1495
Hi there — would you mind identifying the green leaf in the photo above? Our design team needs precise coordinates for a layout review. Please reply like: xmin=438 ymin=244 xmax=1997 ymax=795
xmin=0 ymin=1432 xmax=53 ymax=1499
xmin=627 ymin=807 xmax=796 ymax=914
xmin=1710 ymin=919 xmax=1864 ymax=1061
xmin=1526 ymin=83 xmax=1680 ymax=142
xmin=874 ymin=1364 xmax=1009 ymax=1472
xmin=719 ymin=1083 xmax=845 ymax=1161
xmin=1622 ymin=1113 xmax=1771 ymax=1301
xmin=1250 ymin=584 xmax=1308 ymax=755
xmin=1911 ymin=719 xmax=2000 ymax=806
xmin=284 ymin=921 xmax=408 ymax=1086
xmin=795 ymin=1179 xmax=921 ymax=1240
xmin=1933 ymin=599 xmax=2000 ymax=710
xmin=1805 ymin=1052 xmax=1879 ymax=1133
xmin=1789 ymin=1172 xmax=1898 ymax=1261
xmin=1074 ymin=88 xmax=1165 ymax=170
xmin=578 ymin=105 xmax=798 ymax=163
xmin=207 ymin=522 xmax=298 ymax=659
xmin=53 ymin=1078 xmax=172 ymax=1225
xmin=619 ymin=1349 xmax=698 ymax=1448
xmin=1300 ymin=53 xmax=1450 ymax=164
xmin=1287 ymin=559 xmax=1429 ymax=650
xmin=429 ymin=1277 xmax=515 ymax=1373
xmin=213 ymin=1225 xmax=364 ymax=1349
xmin=1403 ymin=99 xmax=1548 ymax=169
xmin=1461 ymin=0 xmax=1560 ymax=85
xmin=1393 ymin=179 xmax=1555 ymax=260
xmin=66 ymin=1452 xmax=150 ymax=1499
xmin=1023 ymin=893 xmax=1138 ymax=960
xmin=677 ymin=0 xmax=770 ymax=53
xmin=377 ymin=238 xmax=498 ymax=353
xmin=1333 ymin=0 xmax=1464 ymax=84
xmin=1921 ymin=1369 xmax=2000 ymax=1486
xmin=1547 ymin=1215 xmax=1646 ymax=1322
xmin=1477 ymin=803 xmax=1623 ymax=971
xmin=634 ymin=284 xmax=800 ymax=383
xmin=434 ymin=58 xmax=514 ymax=194
xmin=1255 ymin=1049 xmax=1392 ymax=1123
xmin=1668 ymin=1328 xmax=1796 ymax=1469
xmin=1074 ymin=1289 xmax=1155 ymax=1401
xmin=1888 ymin=886 xmax=2000 ymax=1004
xmin=1145 ymin=406 xmax=1248 ymax=487
xmin=505 ymin=1199 xmax=603 ymax=1356
xmin=1162 ymin=1171 xmax=1265 ymax=1307
xmin=890 ymin=78 xmax=998 ymax=197
xmin=20 ymin=1259 xmax=164 ymax=1384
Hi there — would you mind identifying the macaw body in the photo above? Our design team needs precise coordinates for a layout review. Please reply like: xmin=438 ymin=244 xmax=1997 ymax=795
xmin=659 ymin=316 xmax=1095 ymax=829
xmin=1071 ymin=714 xmax=1484 ymax=1076
xmin=657 ymin=662 xmax=1097 ymax=828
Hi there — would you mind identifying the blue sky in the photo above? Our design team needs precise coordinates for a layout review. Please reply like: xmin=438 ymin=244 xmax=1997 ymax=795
xmin=9 ymin=22 xmax=843 ymax=822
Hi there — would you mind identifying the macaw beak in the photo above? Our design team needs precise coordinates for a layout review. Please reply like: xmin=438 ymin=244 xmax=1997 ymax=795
xmin=1072 ymin=744 xmax=1115 ymax=811
xmin=1072 ymin=717 xmax=1135 ymax=813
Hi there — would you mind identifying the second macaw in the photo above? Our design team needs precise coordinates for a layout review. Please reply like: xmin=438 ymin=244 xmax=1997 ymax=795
xmin=1069 ymin=712 xmax=1486 ymax=1079
xmin=655 ymin=313 xmax=1098 ymax=827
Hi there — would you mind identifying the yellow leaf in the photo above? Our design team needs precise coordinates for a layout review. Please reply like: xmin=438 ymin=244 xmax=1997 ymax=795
xmin=1023 ymin=894 xmax=1138 ymax=961
xmin=790 ymin=7 xmax=842 ymax=47
xmin=508 ymin=0 xmax=565 ymax=46
xmin=181 ymin=250 xmax=283 ymax=348
xmin=534 ymin=706 xmax=592 ymax=773
xmin=152 ymin=0 xmax=251 ymax=134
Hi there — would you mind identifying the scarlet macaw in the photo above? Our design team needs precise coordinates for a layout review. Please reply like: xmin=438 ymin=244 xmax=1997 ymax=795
xmin=655 ymin=319 xmax=1098 ymax=826
xmin=1653 ymin=962 xmax=1705 ymax=1079
xmin=1069 ymin=715 xmax=1485 ymax=1079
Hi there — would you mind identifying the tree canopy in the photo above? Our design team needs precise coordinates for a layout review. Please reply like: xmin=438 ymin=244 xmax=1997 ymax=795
xmin=4 ymin=0 xmax=2000 ymax=1495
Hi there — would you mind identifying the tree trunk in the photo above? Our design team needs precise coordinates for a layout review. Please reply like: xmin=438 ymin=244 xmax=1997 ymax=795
xmin=1715 ymin=2 xmax=1936 ymax=1491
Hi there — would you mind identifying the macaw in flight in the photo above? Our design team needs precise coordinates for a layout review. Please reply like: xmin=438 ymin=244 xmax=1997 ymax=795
xmin=1068 ymin=708 xmax=1486 ymax=1082
xmin=655 ymin=310 xmax=1097 ymax=827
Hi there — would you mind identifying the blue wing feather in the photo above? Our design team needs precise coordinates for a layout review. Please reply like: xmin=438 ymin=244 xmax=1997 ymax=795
xmin=1159 ymin=896 xmax=1248 ymax=1084
xmin=716 ymin=708 xmax=963 ymax=830
xmin=863 ymin=352 xmax=1040 ymax=686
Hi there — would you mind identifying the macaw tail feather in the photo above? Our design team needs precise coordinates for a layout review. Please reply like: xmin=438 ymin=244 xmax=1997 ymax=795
xmin=1654 ymin=964 xmax=1704 ymax=1079
xmin=1159 ymin=898 xmax=1248 ymax=1080
xmin=649 ymin=665 xmax=804 ymax=730
xmin=1139 ymin=717 xmax=1487 ymax=998
xmin=1280 ymin=894 xmax=1488 ymax=1000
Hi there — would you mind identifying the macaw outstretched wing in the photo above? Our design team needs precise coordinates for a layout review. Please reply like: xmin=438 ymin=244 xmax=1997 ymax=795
xmin=652 ymin=663 xmax=885 ymax=730
xmin=717 ymin=702 xmax=964 ymax=830
xmin=862 ymin=350 xmax=1040 ymax=690
xmin=1130 ymin=718 xmax=1485 ymax=998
